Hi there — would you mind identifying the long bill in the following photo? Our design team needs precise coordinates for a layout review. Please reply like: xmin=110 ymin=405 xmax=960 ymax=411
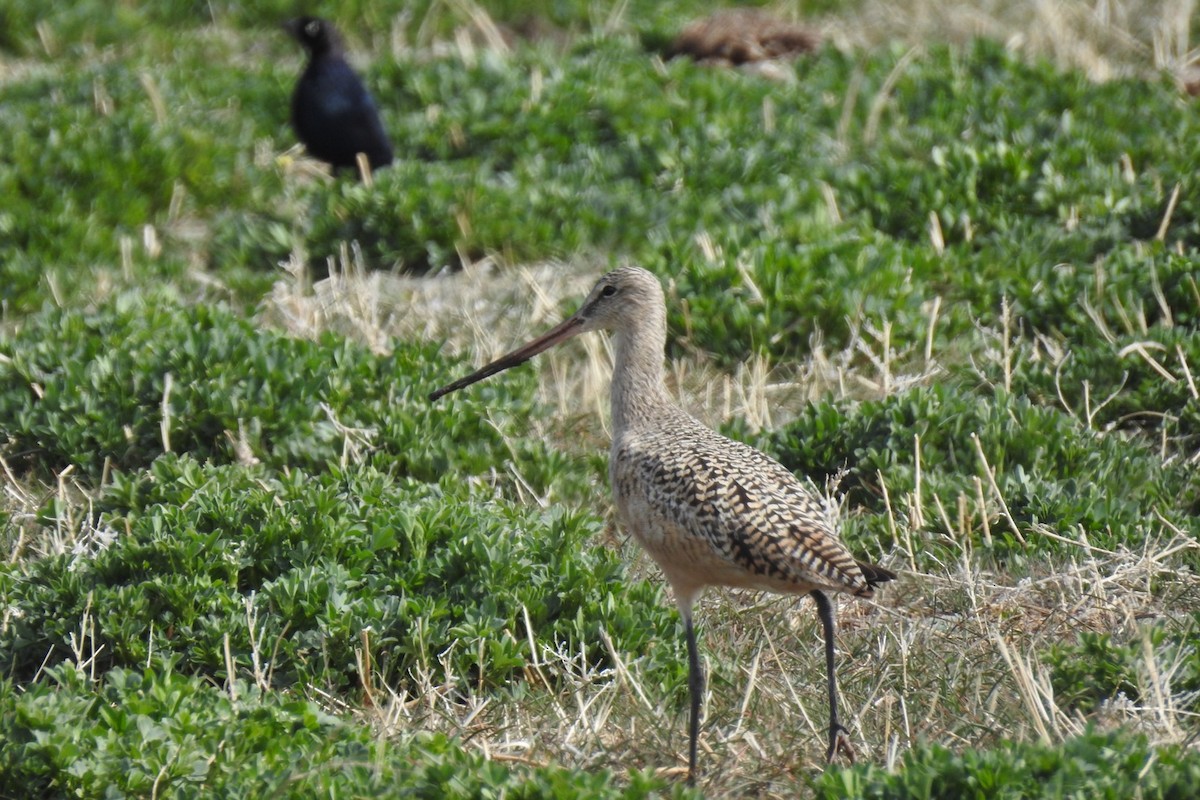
xmin=428 ymin=314 xmax=586 ymax=401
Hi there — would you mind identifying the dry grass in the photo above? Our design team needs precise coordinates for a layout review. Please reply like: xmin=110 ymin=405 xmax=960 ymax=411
xmin=820 ymin=0 xmax=1199 ymax=84
xmin=399 ymin=0 xmax=1200 ymax=84
xmin=1 ymin=456 xmax=114 ymax=567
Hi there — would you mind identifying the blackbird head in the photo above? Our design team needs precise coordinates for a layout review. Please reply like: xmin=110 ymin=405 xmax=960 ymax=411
xmin=284 ymin=16 xmax=342 ymax=58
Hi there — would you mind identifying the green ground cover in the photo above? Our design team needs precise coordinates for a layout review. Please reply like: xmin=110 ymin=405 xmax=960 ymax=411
xmin=2 ymin=1 xmax=1198 ymax=796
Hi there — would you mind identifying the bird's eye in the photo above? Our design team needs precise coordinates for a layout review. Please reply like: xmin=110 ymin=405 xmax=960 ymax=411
xmin=305 ymin=20 xmax=321 ymax=36
xmin=600 ymin=285 xmax=617 ymax=298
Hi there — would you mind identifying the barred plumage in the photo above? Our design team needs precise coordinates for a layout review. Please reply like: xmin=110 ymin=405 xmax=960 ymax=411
xmin=612 ymin=416 xmax=875 ymax=601
xmin=430 ymin=266 xmax=895 ymax=785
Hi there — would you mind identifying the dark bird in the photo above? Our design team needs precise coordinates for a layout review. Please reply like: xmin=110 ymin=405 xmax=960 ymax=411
xmin=429 ymin=267 xmax=895 ymax=784
xmin=284 ymin=16 xmax=393 ymax=175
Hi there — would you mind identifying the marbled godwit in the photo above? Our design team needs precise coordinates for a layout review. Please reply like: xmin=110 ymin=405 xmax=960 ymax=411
xmin=429 ymin=266 xmax=894 ymax=783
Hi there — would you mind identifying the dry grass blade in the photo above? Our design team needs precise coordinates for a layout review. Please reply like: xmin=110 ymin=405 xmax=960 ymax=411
xmin=825 ymin=0 xmax=1197 ymax=82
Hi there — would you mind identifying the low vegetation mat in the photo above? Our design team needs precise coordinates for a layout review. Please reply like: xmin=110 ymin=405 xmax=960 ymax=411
xmin=2 ymin=1 xmax=1198 ymax=796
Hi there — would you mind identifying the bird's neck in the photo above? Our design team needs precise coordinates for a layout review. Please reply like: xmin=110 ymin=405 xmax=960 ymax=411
xmin=609 ymin=318 xmax=673 ymax=433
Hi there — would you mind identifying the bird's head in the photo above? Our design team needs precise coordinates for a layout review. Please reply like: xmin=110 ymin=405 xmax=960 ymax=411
xmin=284 ymin=16 xmax=341 ymax=57
xmin=568 ymin=266 xmax=665 ymax=336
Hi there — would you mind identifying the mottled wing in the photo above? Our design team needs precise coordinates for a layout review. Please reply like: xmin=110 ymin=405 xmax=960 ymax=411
xmin=627 ymin=422 xmax=876 ymax=597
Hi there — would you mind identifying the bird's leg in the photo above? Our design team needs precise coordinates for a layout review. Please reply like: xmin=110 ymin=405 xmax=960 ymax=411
xmin=355 ymin=152 xmax=372 ymax=185
xmin=684 ymin=609 xmax=703 ymax=785
xmin=811 ymin=590 xmax=856 ymax=764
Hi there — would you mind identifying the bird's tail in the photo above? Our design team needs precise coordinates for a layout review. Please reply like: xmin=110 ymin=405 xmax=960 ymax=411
xmin=855 ymin=561 xmax=897 ymax=590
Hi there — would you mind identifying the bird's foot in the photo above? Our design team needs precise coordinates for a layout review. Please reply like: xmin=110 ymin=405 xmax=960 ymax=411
xmin=825 ymin=723 xmax=856 ymax=765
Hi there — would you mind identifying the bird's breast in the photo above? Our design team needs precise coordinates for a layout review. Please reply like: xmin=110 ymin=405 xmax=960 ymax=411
xmin=608 ymin=424 xmax=862 ymax=598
